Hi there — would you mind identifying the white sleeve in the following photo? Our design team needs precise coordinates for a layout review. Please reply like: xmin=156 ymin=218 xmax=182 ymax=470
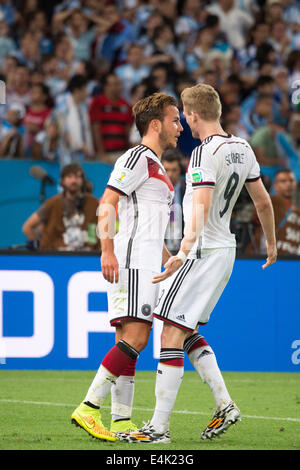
xmin=245 ymin=147 xmax=261 ymax=182
xmin=188 ymin=146 xmax=217 ymax=189
xmin=107 ymin=154 xmax=148 ymax=196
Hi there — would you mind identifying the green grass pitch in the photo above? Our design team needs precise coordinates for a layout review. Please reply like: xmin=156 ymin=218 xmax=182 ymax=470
xmin=0 ymin=370 xmax=299 ymax=451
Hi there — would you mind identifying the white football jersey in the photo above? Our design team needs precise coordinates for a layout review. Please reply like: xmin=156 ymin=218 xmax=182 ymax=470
xmin=183 ymin=133 xmax=260 ymax=255
xmin=107 ymin=144 xmax=174 ymax=272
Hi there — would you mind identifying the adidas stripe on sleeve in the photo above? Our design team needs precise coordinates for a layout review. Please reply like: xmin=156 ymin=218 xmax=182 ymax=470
xmin=107 ymin=146 xmax=149 ymax=196
xmin=189 ymin=145 xmax=217 ymax=189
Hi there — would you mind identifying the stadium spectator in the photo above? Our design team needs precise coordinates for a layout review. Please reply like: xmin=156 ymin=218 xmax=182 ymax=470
xmin=265 ymin=0 xmax=285 ymax=25
xmin=6 ymin=63 xmax=30 ymax=108
xmin=52 ymin=32 xmax=77 ymax=82
xmin=162 ymin=148 xmax=185 ymax=254
xmin=22 ymin=163 xmax=99 ymax=251
xmin=24 ymin=83 xmax=52 ymax=154
xmin=89 ymin=72 xmax=133 ymax=163
xmin=286 ymin=49 xmax=300 ymax=95
xmin=206 ymin=0 xmax=254 ymax=49
xmin=240 ymin=76 xmax=277 ymax=124
xmin=275 ymin=112 xmax=300 ymax=182
xmin=0 ymin=14 xmax=16 ymax=63
xmin=143 ymin=23 xmax=185 ymax=74
xmin=54 ymin=74 xmax=94 ymax=163
xmin=149 ymin=63 xmax=177 ymax=98
xmin=175 ymin=0 xmax=203 ymax=46
xmin=94 ymin=2 xmax=135 ymax=67
xmin=0 ymin=0 xmax=18 ymax=27
xmin=53 ymin=8 xmax=103 ymax=61
xmin=219 ymin=73 xmax=244 ymax=107
xmin=136 ymin=9 xmax=165 ymax=49
xmin=250 ymin=121 xmax=288 ymax=181
xmin=241 ymin=93 xmax=274 ymax=136
xmin=14 ymin=32 xmax=41 ymax=71
xmin=42 ymin=53 xmax=68 ymax=99
xmin=249 ymin=169 xmax=300 ymax=256
xmin=31 ymin=116 xmax=71 ymax=166
xmin=185 ymin=26 xmax=217 ymax=81
xmin=115 ymin=44 xmax=150 ymax=102
xmin=234 ymin=22 xmax=270 ymax=84
xmin=268 ymin=19 xmax=291 ymax=62
xmin=25 ymin=10 xmax=53 ymax=56
xmin=0 ymin=103 xmax=25 ymax=158
xmin=73 ymin=59 xmax=101 ymax=97
xmin=223 ymin=102 xmax=249 ymax=140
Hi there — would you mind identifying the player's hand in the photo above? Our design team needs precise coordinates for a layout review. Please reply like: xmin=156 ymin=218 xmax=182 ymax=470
xmin=101 ymin=251 xmax=119 ymax=283
xmin=152 ymin=256 xmax=183 ymax=284
xmin=262 ymin=242 xmax=277 ymax=270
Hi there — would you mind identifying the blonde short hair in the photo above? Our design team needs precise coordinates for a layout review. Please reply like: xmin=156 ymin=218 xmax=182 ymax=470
xmin=181 ymin=83 xmax=222 ymax=121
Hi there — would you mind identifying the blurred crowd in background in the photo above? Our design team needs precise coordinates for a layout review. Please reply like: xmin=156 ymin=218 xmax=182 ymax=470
xmin=0 ymin=0 xmax=300 ymax=256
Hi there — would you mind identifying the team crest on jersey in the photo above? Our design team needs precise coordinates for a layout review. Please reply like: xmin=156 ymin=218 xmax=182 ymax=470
xmin=114 ymin=169 xmax=131 ymax=187
xmin=192 ymin=171 xmax=203 ymax=183
xmin=141 ymin=304 xmax=152 ymax=316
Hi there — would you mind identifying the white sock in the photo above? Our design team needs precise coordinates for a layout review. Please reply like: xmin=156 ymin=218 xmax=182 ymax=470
xmin=150 ymin=362 xmax=184 ymax=433
xmin=84 ymin=365 xmax=117 ymax=407
xmin=188 ymin=345 xmax=231 ymax=410
xmin=111 ymin=375 xmax=135 ymax=421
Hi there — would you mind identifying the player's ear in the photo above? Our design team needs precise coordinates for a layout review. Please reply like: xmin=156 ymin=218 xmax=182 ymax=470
xmin=191 ymin=111 xmax=198 ymax=123
xmin=151 ymin=119 xmax=162 ymax=133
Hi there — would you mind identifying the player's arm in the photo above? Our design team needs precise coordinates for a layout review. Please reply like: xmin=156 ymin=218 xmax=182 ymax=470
xmin=98 ymin=188 xmax=120 ymax=283
xmin=162 ymin=243 xmax=172 ymax=266
xmin=153 ymin=187 xmax=213 ymax=283
xmin=245 ymin=178 xmax=277 ymax=269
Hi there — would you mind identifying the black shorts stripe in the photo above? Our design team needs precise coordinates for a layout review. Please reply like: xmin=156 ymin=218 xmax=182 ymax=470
xmin=127 ymin=268 xmax=138 ymax=317
xmin=127 ymin=268 xmax=132 ymax=316
xmin=159 ymin=260 xmax=192 ymax=317
xmin=125 ymin=191 xmax=139 ymax=269
xmin=135 ymin=269 xmax=139 ymax=317
xmin=159 ymin=260 xmax=195 ymax=318
xmin=162 ymin=260 xmax=195 ymax=318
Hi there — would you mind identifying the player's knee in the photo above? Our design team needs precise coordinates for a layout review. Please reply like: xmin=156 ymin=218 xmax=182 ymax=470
xmin=160 ymin=323 xmax=186 ymax=349
xmin=121 ymin=332 xmax=149 ymax=352
xmin=127 ymin=336 xmax=148 ymax=352
xmin=121 ymin=321 xmax=151 ymax=352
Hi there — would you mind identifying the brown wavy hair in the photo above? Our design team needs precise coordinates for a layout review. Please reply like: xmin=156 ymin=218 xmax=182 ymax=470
xmin=133 ymin=92 xmax=178 ymax=137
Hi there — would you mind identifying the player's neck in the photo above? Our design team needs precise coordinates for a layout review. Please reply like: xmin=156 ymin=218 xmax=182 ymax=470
xmin=141 ymin=138 xmax=162 ymax=159
xmin=198 ymin=123 xmax=228 ymax=142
